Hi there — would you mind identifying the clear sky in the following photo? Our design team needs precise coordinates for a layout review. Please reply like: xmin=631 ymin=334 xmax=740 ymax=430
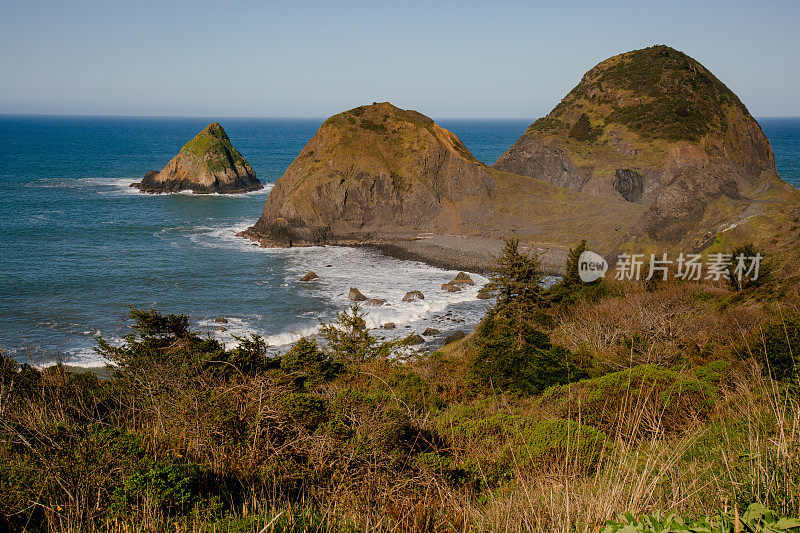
xmin=1 ymin=0 xmax=798 ymax=118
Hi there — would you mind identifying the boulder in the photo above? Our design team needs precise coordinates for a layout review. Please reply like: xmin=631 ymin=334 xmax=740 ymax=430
xmin=402 ymin=290 xmax=425 ymax=302
xmin=300 ymin=271 xmax=319 ymax=281
xmin=214 ymin=317 xmax=228 ymax=324
xmin=422 ymin=328 xmax=440 ymax=336
xmin=443 ymin=330 xmax=467 ymax=345
xmin=348 ymin=288 xmax=368 ymax=301
xmin=477 ymin=283 xmax=496 ymax=299
xmin=403 ymin=334 xmax=425 ymax=345
xmin=383 ymin=322 xmax=396 ymax=330
xmin=476 ymin=288 xmax=494 ymax=299
xmin=449 ymin=272 xmax=475 ymax=286
xmin=441 ymin=283 xmax=463 ymax=292
xmin=365 ymin=298 xmax=387 ymax=307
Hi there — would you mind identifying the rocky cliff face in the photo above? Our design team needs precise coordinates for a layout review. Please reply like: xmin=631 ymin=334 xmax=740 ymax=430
xmin=134 ymin=123 xmax=261 ymax=194
xmin=494 ymin=45 xmax=784 ymax=247
xmin=245 ymin=103 xmax=497 ymax=244
xmin=243 ymin=102 xmax=641 ymax=253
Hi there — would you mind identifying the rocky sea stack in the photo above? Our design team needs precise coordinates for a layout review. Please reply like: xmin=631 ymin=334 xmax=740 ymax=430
xmin=133 ymin=123 xmax=262 ymax=194
xmin=242 ymin=102 xmax=635 ymax=256
xmin=494 ymin=45 xmax=798 ymax=248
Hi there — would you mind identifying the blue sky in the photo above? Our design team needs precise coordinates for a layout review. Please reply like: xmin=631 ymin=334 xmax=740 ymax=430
xmin=1 ymin=0 xmax=798 ymax=118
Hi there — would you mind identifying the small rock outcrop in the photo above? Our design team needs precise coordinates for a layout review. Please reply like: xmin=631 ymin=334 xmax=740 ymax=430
xmin=403 ymin=334 xmax=425 ymax=345
xmin=300 ymin=271 xmax=319 ymax=281
xmin=443 ymin=330 xmax=467 ymax=345
xmin=133 ymin=123 xmax=262 ymax=194
xmin=382 ymin=322 xmax=396 ymax=330
xmin=402 ymin=291 xmax=425 ymax=302
xmin=422 ymin=328 xmax=440 ymax=336
xmin=365 ymin=298 xmax=386 ymax=307
xmin=214 ymin=317 xmax=228 ymax=324
xmin=448 ymin=272 xmax=474 ymax=286
xmin=348 ymin=288 xmax=368 ymax=301
xmin=441 ymin=283 xmax=463 ymax=293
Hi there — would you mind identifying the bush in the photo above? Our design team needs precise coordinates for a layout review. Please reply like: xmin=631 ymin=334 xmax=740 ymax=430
xmin=539 ymin=362 xmax=725 ymax=440
xmin=280 ymin=337 xmax=339 ymax=387
xmin=280 ymin=392 xmax=329 ymax=431
xmin=743 ymin=315 xmax=800 ymax=384
xmin=470 ymin=313 xmax=587 ymax=395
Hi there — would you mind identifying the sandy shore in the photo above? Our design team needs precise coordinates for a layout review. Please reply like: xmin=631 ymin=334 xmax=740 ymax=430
xmin=240 ymin=228 xmax=568 ymax=275
xmin=368 ymin=234 xmax=568 ymax=275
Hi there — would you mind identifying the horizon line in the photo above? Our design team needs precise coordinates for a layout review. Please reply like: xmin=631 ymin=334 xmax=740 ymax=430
xmin=2 ymin=112 xmax=800 ymax=121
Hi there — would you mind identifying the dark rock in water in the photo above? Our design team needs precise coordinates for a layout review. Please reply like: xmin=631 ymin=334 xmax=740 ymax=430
xmin=422 ymin=328 xmax=440 ymax=336
xmin=443 ymin=330 xmax=467 ymax=345
xmin=365 ymin=298 xmax=386 ymax=307
xmin=383 ymin=322 xmax=396 ymax=330
xmin=613 ymin=169 xmax=644 ymax=202
xmin=214 ymin=317 xmax=228 ymax=324
xmin=449 ymin=272 xmax=475 ymax=286
xmin=134 ymin=123 xmax=262 ymax=194
xmin=349 ymin=288 xmax=368 ymax=301
xmin=402 ymin=290 xmax=424 ymax=302
xmin=477 ymin=283 xmax=497 ymax=299
xmin=300 ymin=271 xmax=319 ymax=281
xmin=403 ymin=334 xmax=425 ymax=345
xmin=441 ymin=282 xmax=463 ymax=292
xmin=216 ymin=326 xmax=228 ymax=332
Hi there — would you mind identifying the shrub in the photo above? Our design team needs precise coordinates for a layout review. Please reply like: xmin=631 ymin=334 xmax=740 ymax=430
xmin=470 ymin=313 xmax=587 ymax=395
xmin=280 ymin=392 xmax=328 ymax=431
xmin=742 ymin=315 xmax=800 ymax=384
xmin=514 ymin=418 xmax=612 ymax=474
xmin=280 ymin=337 xmax=339 ymax=387
xmin=320 ymin=304 xmax=395 ymax=363
xmin=539 ymin=362 xmax=725 ymax=440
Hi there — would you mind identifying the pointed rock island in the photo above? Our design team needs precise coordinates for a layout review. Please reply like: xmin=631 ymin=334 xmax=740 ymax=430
xmin=132 ymin=122 xmax=262 ymax=194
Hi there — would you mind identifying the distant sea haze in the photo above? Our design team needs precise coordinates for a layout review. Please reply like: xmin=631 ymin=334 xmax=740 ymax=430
xmin=0 ymin=116 xmax=798 ymax=366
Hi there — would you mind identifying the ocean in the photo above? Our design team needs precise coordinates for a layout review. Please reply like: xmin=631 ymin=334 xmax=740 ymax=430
xmin=1 ymin=116 xmax=798 ymax=366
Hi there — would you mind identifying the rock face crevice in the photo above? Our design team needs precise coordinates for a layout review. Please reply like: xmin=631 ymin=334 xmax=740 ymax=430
xmin=613 ymin=169 xmax=644 ymax=202
xmin=133 ymin=122 xmax=262 ymax=194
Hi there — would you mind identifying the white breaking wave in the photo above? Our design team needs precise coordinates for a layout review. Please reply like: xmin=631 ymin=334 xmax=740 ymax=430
xmin=188 ymin=221 xmax=492 ymax=348
xmin=30 ymin=176 xmax=274 ymax=197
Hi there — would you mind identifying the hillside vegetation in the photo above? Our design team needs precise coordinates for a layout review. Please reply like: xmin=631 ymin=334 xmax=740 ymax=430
xmin=2 ymin=240 xmax=800 ymax=532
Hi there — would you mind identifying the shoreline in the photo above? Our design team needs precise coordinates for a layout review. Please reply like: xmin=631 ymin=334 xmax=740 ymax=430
xmin=239 ymin=229 xmax=569 ymax=276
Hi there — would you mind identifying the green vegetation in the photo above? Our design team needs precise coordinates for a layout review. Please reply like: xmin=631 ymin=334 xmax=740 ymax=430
xmin=602 ymin=504 xmax=800 ymax=532
xmin=2 ymin=239 xmax=800 ymax=531
xmin=180 ymin=122 xmax=250 ymax=174
xmin=550 ymin=45 xmax=749 ymax=143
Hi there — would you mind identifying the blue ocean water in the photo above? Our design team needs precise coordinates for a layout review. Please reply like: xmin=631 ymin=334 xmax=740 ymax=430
xmin=0 ymin=116 xmax=797 ymax=365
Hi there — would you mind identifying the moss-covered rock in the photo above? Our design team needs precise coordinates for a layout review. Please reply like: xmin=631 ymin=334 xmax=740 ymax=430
xmin=134 ymin=122 xmax=261 ymax=194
